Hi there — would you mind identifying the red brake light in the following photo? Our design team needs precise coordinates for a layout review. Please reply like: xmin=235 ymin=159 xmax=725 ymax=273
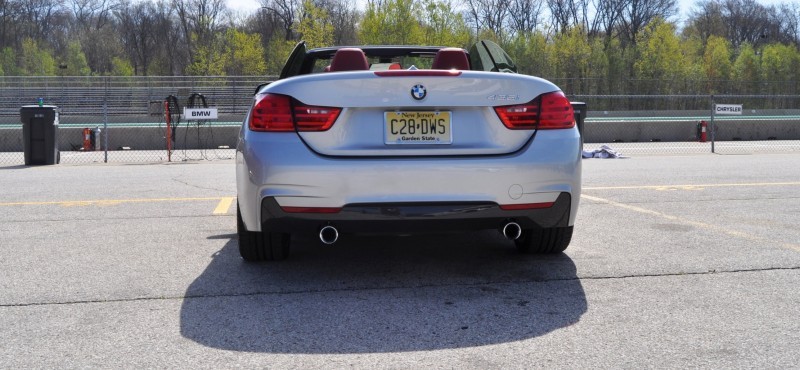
xmin=539 ymin=91 xmax=575 ymax=129
xmin=250 ymin=93 xmax=341 ymax=132
xmin=374 ymin=70 xmax=462 ymax=77
xmin=250 ymin=94 xmax=293 ymax=132
xmin=494 ymin=91 xmax=575 ymax=130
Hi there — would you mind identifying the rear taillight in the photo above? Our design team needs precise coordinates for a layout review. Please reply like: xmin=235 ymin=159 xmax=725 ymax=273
xmin=494 ymin=91 xmax=575 ymax=130
xmin=293 ymin=102 xmax=341 ymax=131
xmin=250 ymin=93 xmax=341 ymax=132
xmin=250 ymin=94 xmax=293 ymax=132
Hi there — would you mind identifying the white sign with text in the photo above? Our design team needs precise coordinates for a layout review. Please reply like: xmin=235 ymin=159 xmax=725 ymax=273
xmin=715 ymin=104 xmax=742 ymax=115
xmin=184 ymin=108 xmax=218 ymax=120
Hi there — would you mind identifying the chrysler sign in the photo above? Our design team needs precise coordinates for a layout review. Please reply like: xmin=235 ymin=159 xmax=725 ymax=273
xmin=714 ymin=104 xmax=742 ymax=115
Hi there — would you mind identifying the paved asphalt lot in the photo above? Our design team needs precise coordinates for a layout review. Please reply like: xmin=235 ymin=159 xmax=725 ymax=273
xmin=1 ymin=153 xmax=798 ymax=368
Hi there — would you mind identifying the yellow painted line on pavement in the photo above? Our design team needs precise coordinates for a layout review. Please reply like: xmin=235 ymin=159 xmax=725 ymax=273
xmin=213 ymin=197 xmax=235 ymax=215
xmin=581 ymin=194 xmax=800 ymax=253
xmin=584 ymin=181 xmax=800 ymax=191
xmin=0 ymin=197 xmax=227 ymax=208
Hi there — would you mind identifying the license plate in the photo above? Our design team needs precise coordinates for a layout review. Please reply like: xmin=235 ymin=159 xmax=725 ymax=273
xmin=384 ymin=111 xmax=452 ymax=145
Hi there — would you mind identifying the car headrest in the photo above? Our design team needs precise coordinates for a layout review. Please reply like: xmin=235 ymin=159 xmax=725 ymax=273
xmin=330 ymin=48 xmax=369 ymax=72
xmin=432 ymin=48 xmax=470 ymax=70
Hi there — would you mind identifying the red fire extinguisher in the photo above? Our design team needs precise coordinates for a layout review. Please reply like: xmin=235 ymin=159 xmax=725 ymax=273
xmin=83 ymin=128 xmax=94 ymax=151
xmin=699 ymin=120 xmax=708 ymax=143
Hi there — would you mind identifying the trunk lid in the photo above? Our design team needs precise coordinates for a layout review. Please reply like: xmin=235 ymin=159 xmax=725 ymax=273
xmin=263 ymin=70 xmax=562 ymax=157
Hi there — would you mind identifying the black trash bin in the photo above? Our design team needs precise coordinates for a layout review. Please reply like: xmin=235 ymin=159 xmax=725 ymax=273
xmin=571 ymin=102 xmax=587 ymax=146
xmin=20 ymin=105 xmax=60 ymax=165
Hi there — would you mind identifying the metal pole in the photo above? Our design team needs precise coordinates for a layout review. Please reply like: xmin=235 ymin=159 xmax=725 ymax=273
xmin=710 ymin=95 xmax=716 ymax=154
xmin=103 ymin=97 xmax=109 ymax=163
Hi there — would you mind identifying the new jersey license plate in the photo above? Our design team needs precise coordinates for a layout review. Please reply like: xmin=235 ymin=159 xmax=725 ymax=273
xmin=384 ymin=111 xmax=452 ymax=145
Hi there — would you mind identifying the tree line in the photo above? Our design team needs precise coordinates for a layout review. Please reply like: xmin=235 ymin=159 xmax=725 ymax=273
xmin=0 ymin=0 xmax=799 ymax=95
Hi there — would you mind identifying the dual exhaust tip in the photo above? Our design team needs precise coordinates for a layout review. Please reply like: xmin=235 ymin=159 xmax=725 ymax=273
xmin=319 ymin=222 xmax=521 ymax=244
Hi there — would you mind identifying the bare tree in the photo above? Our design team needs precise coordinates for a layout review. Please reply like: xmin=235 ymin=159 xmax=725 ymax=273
xmin=687 ymin=0 xmax=789 ymax=47
xmin=508 ymin=0 xmax=544 ymax=35
xmin=115 ymin=2 xmax=156 ymax=75
xmin=172 ymin=0 xmax=227 ymax=62
xmin=314 ymin=0 xmax=358 ymax=45
xmin=547 ymin=0 xmax=582 ymax=33
xmin=260 ymin=0 xmax=299 ymax=40
xmin=778 ymin=2 xmax=799 ymax=46
xmin=466 ymin=0 xmax=511 ymax=38
xmin=70 ymin=0 xmax=116 ymax=30
xmin=591 ymin=0 xmax=629 ymax=38
xmin=619 ymin=0 xmax=678 ymax=45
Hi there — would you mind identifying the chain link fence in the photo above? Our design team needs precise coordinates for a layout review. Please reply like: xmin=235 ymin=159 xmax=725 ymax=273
xmin=2 ymin=77 xmax=799 ymax=165
xmin=1 ymin=76 xmax=267 ymax=165
xmin=573 ymin=94 xmax=800 ymax=156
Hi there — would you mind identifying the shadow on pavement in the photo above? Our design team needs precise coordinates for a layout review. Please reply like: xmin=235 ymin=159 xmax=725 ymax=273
xmin=180 ymin=231 xmax=586 ymax=353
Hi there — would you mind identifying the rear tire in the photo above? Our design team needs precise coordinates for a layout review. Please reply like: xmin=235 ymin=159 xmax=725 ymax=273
xmin=237 ymin=204 xmax=290 ymax=261
xmin=514 ymin=226 xmax=573 ymax=254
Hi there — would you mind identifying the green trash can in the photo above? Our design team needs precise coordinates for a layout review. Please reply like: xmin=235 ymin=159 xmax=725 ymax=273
xmin=20 ymin=105 xmax=60 ymax=165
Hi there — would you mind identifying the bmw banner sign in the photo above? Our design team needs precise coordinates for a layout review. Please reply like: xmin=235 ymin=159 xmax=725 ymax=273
xmin=184 ymin=108 xmax=218 ymax=120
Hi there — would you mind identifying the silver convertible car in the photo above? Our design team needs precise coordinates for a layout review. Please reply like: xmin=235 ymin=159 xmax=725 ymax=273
xmin=236 ymin=41 xmax=581 ymax=261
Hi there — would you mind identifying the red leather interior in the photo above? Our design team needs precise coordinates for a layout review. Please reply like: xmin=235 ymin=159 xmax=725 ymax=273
xmin=330 ymin=48 xmax=370 ymax=72
xmin=431 ymin=48 xmax=470 ymax=70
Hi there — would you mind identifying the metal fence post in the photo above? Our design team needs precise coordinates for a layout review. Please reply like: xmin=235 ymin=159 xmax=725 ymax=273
xmin=710 ymin=94 xmax=716 ymax=154
xmin=104 ymin=78 xmax=109 ymax=163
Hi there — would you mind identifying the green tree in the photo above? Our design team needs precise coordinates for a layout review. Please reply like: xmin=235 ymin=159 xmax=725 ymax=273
xmin=111 ymin=57 xmax=134 ymax=76
xmin=548 ymin=27 xmax=591 ymax=93
xmin=19 ymin=38 xmax=56 ymax=76
xmin=703 ymin=35 xmax=732 ymax=81
xmin=224 ymin=29 xmax=267 ymax=75
xmin=601 ymin=38 xmax=631 ymax=96
xmin=586 ymin=37 xmax=609 ymax=94
xmin=359 ymin=0 xmax=424 ymax=45
xmin=186 ymin=34 xmax=226 ymax=76
xmin=633 ymin=18 xmax=684 ymax=91
xmin=732 ymin=43 xmax=760 ymax=93
xmin=505 ymin=32 xmax=548 ymax=77
xmin=419 ymin=0 xmax=471 ymax=47
xmin=761 ymin=43 xmax=799 ymax=80
xmin=0 ymin=48 xmax=19 ymax=76
xmin=266 ymin=36 xmax=296 ymax=75
xmin=295 ymin=0 xmax=334 ymax=49
xmin=62 ymin=41 xmax=92 ymax=76
xmin=702 ymin=35 xmax=733 ymax=93
xmin=680 ymin=35 xmax=706 ymax=83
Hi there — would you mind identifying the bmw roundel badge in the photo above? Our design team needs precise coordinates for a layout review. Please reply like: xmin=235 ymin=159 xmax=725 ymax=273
xmin=411 ymin=84 xmax=427 ymax=100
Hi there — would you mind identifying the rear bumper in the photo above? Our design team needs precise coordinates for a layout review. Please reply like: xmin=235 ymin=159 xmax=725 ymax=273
xmin=260 ymin=193 xmax=571 ymax=234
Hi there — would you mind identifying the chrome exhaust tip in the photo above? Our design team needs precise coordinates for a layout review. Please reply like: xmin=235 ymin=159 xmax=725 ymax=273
xmin=319 ymin=225 xmax=339 ymax=245
xmin=502 ymin=222 xmax=522 ymax=240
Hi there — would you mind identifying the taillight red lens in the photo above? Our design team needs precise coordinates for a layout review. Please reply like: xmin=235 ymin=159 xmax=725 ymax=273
xmin=250 ymin=93 xmax=341 ymax=132
xmin=293 ymin=102 xmax=341 ymax=132
xmin=494 ymin=100 xmax=540 ymax=129
xmin=539 ymin=91 xmax=575 ymax=129
xmin=250 ymin=94 xmax=293 ymax=132
xmin=494 ymin=91 xmax=575 ymax=130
